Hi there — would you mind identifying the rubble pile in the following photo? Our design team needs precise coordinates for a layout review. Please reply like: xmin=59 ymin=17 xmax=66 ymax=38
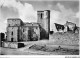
xmin=29 ymin=44 xmax=57 ymax=52
xmin=29 ymin=44 xmax=79 ymax=55
xmin=50 ymin=32 xmax=79 ymax=45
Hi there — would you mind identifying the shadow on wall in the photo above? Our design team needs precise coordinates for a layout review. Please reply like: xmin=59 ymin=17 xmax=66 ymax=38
xmin=40 ymin=26 xmax=49 ymax=40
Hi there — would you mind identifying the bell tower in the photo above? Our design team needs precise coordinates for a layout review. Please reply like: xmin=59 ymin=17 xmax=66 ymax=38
xmin=37 ymin=10 xmax=50 ymax=39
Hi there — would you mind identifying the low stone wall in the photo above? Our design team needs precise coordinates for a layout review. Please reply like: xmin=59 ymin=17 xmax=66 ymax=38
xmin=2 ymin=42 xmax=25 ymax=48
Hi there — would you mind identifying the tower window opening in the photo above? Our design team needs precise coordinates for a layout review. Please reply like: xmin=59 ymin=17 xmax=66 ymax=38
xmin=41 ymin=13 xmax=43 ymax=19
xmin=11 ymin=32 xmax=13 ymax=35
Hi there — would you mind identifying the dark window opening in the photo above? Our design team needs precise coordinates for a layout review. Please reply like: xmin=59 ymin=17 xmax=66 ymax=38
xmin=9 ymin=24 xmax=10 ymax=26
xmin=23 ymin=29 xmax=24 ymax=32
xmin=15 ymin=24 xmax=17 ymax=26
xmin=50 ymin=31 xmax=54 ymax=34
xmin=11 ymin=38 xmax=14 ymax=42
xmin=11 ymin=32 xmax=13 ymax=35
xmin=36 ymin=27 xmax=37 ymax=29
xmin=41 ymin=13 xmax=43 ymax=19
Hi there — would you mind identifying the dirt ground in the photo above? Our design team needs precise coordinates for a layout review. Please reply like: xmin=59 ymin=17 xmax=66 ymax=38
xmin=0 ymin=32 xmax=79 ymax=55
xmin=0 ymin=40 xmax=79 ymax=55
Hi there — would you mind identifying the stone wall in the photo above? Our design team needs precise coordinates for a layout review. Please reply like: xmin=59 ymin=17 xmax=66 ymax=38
xmin=22 ymin=23 xmax=40 ymax=41
xmin=7 ymin=18 xmax=22 ymax=42
xmin=37 ymin=10 xmax=50 ymax=39
xmin=7 ymin=18 xmax=22 ymax=27
xmin=7 ymin=27 xmax=19 ymax=42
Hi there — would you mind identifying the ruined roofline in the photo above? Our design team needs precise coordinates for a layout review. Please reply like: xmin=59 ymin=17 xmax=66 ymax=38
xmin=24 ymin=22 xmax=40 ymax=24
xmin=7 ymin=18 xmax=22 ymax=21
xmin=23 ymin=25 xmax=39 ymax=27
xmin=23 ymin=22 xmax=40 ymax=26
xmin=54 ymin=22 xmax=77 ymax=27
xmin=37 ymin=10 xmax=50 ymax=12
xmin=44 ymin=10 xmax=50 ymax=11
xmin=54 ymin=23 xmax=64 ymax=26
xmin=23 ymin=24 xmax=39 ymax=27
xmin=66 ymin=21 xmax=76 ymax=25
xmin=37 ymin=11 xmax=44 ymax=12
xmin=7 ymin=26 xmax=21 ymax=27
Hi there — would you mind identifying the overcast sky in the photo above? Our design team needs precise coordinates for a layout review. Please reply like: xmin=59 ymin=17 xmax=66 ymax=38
xmin=0 ymin=0 xmax=79 ymax=32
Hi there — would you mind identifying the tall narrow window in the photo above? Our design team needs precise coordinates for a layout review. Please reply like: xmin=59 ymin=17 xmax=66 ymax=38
xmin=23 ymin=29 xmax=24 ymax=32
xmin=41 ymin=13 xmax=43 ymax=19
xmin=12 ymin=32 xmax=13 ymax=35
